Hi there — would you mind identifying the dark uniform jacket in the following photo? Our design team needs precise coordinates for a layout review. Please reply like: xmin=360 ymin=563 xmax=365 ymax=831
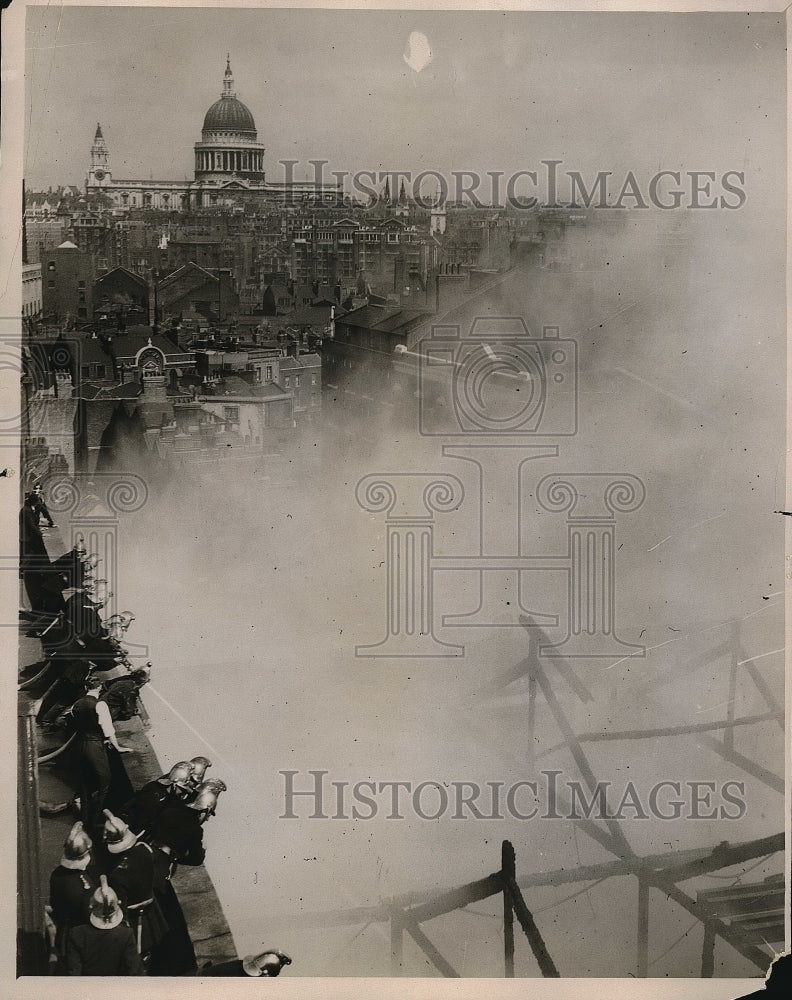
xmin=20 ymin=504 xmax=48 ymax=565
xmin=147 ymin=846 xmax=197 ymax=976
xmin=152 ymin=802 xmax=206 ymax=866
xmin=108 ymin=842 xmax=168 ymax=953
xmin=70 ymin=695 xmax=105 ymax=741
xmin=64 ymin=593 xmax=106 ymax=643
xmin=120 ymin=779 xmax=173 ymax=835
xmin=49 ymin=865 xmax=97 ymax=955
xmin=66 ymin=922 xmax=143 ymax=975
xmin=108 ymin=842 xmax=157 ymax=909
xmin=101 ymin=677 xmax=141 ymax=722
xmin=51 ymin=549 xmax=87 ymax=589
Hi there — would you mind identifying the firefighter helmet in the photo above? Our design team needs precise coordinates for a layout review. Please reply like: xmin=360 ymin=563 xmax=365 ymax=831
xmin=62 ymin=821 xmax=92 ymax=862
xmin=102 ymin=809 xmax=137 ymax=854
xmin=200 ymin=777 xmax=227 ymax=794
xmin=89 ymin=876 xmax=123 ymax=929
xmin=242 ymin=950 xmax=292 ymax=977
xmin=166 ymin=761 xmax=194 ymax=787
xmin=189 ymin=756 xmax=212 ymax=783
xmin=187 ymin=784 xmax=221 ymax=815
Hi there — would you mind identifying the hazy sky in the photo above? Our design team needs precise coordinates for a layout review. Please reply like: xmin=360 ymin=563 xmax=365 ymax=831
xmin=24 ymin=6 xmax=785 ymax=196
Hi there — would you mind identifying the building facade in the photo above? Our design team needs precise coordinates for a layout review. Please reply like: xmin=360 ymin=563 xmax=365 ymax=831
xmin=85 ymin=58 xmax=341 ymax=210
xmin=41 ymin=241 xmax=95 ymax=323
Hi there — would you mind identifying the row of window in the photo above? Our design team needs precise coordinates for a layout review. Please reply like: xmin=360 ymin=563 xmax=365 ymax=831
xmin=79 ymin=363 xmax=107 ymax=379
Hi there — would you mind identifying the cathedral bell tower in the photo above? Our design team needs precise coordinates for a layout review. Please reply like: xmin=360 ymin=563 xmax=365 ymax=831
xmin=87 ymin=123 xmax=112 ymax=188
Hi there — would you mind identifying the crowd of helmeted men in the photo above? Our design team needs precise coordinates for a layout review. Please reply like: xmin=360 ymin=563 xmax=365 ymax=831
xmin=20 ymin=487 xmax=291 ymax=977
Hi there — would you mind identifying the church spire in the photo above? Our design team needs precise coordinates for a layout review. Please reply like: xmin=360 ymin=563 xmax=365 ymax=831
xmin=90 ymin=123 xmax=109 ymax=171
xmin=223 ymin=54 xmax=236 ymax=98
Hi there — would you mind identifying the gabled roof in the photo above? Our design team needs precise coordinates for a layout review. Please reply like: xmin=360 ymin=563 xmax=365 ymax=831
xmin=112 ymin=329 xmax=188 ymax=359
xmin=158 ymin=262 xmax=217 ymax=288
xmin=95 ymin=267 xmax=148 ymax=289
xmin=280 ymin=353 xmax=321 ymax=370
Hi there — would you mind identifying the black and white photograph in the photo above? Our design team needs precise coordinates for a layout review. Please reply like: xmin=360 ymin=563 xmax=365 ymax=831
xmin=1 ymin=1 xmax=788 ymax=996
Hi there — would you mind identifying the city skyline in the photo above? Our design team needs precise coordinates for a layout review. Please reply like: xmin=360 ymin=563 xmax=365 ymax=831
xmin=24 ymin=6 xmax=783 ymax=204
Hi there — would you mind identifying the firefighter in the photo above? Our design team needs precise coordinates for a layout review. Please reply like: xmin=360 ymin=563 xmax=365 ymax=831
xmin=100 ymin=666 xmax=151 ymax=724
xmin=151 ymin=782 xmax=223 ymax=868
xmin=70 ymin=679 xmax=135 ymax=831
xmin=30 ymin=483 xmax=55 ymax=527
xmin=48 ymin=822 xmax=98 ymax=969
xmin=120 ymin=760 xmax=194 ymax=836
xmin=65 ymin=876 xmax=143 ymax=975
xmin=19 ymin=493 xmax=57 ymax=619
xmin=104 ymin=810 xmax=169 ymax=964
xmin=148 ymin=832 xmax=198 ymax=976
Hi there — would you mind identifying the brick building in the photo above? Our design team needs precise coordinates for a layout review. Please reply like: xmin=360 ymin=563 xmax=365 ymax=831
xmin=41 ymin=241 xmax=95 ymax=324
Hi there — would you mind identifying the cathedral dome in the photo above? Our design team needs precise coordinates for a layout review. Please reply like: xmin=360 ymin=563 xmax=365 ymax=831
xmin=202 ymin=96 xmax=256 ymax=134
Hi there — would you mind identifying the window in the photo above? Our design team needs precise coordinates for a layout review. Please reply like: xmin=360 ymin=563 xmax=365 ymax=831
xmin=224 ymin=406 xmax=239 ymax=421
xmin=294 ymin=375 xmax=300 ymax=388
xmin=78 ymin=280 xmax=86 ymax=288
xmin=266 ymin=365 xmax=273 ymax=381
xmin=387 ymin=233 xmax=399 ymax=243
xmin=81 ymin=365 xmax=90 ymax=378
xmin=284 ymin=376 xmax=291 ymax=388
xmin=95 ymin=364 xmax=106 ymax=378
xmin=47 ymin=261 xmax=55 ymax=271
xmin=48 ymin=280 xmax=55 ymax=289
xmin=311 ymin=374 xmax=317 ymax=385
